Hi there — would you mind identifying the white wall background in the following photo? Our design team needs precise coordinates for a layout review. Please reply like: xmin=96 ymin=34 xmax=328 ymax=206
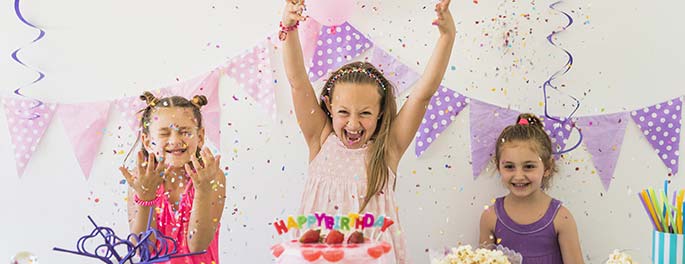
xmin=0 ymin=0 xmax=683 ymax=263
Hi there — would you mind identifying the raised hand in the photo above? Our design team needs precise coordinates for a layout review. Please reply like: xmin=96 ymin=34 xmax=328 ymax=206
xmin=432 ymin=0 xmax=455 ymax=35
xmin=119 ymin=151 xmax=171 ymax=201
xmin=282 ymin=0 xmax=307 ymax=27
xmin=185 ymin=147 xmax=224 ymax=195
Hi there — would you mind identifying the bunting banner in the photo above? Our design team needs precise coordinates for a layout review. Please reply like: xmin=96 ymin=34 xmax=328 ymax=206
xmin=2 ymin=97 xmax=57 ymax=177
xmin=541 ymin=116 xmax=574 ymax=159
xmin=225 ymin=39 xmax=277 ymax=119
xmin=415 ymin=86 xmax=468 ymax=157
xmin=369 ymin=46 xmax=420 ymax=95
xmin=575 ymin=112 xmax=629 ymax=190
xmin=1 ymin=17 xmax=682 ymax=189
xmin=631 ymin=97 xmax=683 ymax=175
xmin=58 ymin=101 xmax=111 ymax=179
xmin=308 ymin=22 xmax=373 ymax=82
xmin=468 ymin=100 xmax=520 ymax=179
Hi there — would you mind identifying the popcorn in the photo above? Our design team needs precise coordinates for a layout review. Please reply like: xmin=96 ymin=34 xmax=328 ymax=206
xmin=431 ymin=245 xmax=512 ymax=264
xmin=605 ymin=250 xmax=636 ymax=264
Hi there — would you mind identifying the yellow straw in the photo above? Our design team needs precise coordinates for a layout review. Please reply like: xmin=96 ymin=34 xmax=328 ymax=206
xmin=675 ymin=190 xmax=685 ymax=234
xmin=642 ymin=190 xmax=662 ymax=232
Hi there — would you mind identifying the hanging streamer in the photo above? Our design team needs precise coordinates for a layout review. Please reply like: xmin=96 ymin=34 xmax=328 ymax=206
xmin=542 ymin=1 xmax=583 ymax=155
xmin=11 ymin=0 xmax=46 ymax=120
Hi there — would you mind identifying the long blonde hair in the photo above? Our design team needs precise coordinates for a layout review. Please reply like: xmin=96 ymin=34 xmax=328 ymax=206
xmin=319 ymin=62 xmax=397 ymax=212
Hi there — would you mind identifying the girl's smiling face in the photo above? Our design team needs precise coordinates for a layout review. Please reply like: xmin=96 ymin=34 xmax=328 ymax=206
xmin=326 ymin=82 xmax=382 ymax=149
xmin=142 ymin=107 xmax=204 ymax=168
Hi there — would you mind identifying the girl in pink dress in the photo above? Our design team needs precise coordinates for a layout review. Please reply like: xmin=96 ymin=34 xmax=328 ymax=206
xmin=119 ymin=92 xmax=226 ymax=263
xmin=281 ymin=1 xmax=456 ymax=262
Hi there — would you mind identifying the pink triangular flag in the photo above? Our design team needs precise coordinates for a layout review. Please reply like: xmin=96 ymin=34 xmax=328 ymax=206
xmin=114 ymin=89 xmax=169 ymax=132
xmin=308 ymin=22 xmax=374 ymax=82
xmin=631 ymin=97 xmax=682 ymax=175
xmin=415 ymin=86 xmax=468 ymax=157
xmin=469 ymin=100 xmax=520 ymax=179
xmin=2 ymin=97 xmax=57 ymax=177
xmin=225 ymin=39 xmax=276 ymax=118
xmin=58 ymin=101 xmax=112 ymax=179
xmin=576 ymin=112 xmax=629 ymax=190
xmin=369 ymin=46 xmax=420 ymax=95
xmin=167 ymin=70 xmax=222 ymax=147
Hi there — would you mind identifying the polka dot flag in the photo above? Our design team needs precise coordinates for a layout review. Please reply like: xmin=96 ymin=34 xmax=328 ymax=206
xmin=415 ymin=86 xmax=468 ymax=157
xmin=114 ymin=89 xmax=170 ymax=133
xmin=542 ymin=116 xmax=574 ymax=159
xmin=2 ymin=97 xmax=57 ymax=177
xmin=308 ymin=22 xmax=373 ymax=82
xmin=631 ymin=97 xmax=682 ymax=175
xmin=225 ymin=39 xmax=276 ymax=119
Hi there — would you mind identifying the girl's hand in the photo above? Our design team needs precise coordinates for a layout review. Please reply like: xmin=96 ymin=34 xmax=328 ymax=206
xmin=432 ymin=0 xmax=456 ymax=36
xmin=185 ymin=147 xmax=224 ymax=195
xmin=282 ymin=0 xmax=307 ymax=27
xmin=119 ymin=151 xmax=171 ymax=201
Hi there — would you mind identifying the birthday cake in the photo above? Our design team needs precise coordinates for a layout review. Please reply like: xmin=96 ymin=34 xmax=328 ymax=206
xmin=271 ymin=213 xmax=394 ymax=263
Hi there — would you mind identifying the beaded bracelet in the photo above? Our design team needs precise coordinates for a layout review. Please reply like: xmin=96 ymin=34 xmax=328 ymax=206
xmin=134 ymin=193 xmax=160 ymax=207
xmin=279 ymin=21 xmax=300 ymax=41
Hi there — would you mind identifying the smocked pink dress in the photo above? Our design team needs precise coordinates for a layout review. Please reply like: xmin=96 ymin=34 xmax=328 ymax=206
xmin=298 ymin=133 xmax=407 ymax=264
xmin=153 ymin=180 xmax=220 ymax=264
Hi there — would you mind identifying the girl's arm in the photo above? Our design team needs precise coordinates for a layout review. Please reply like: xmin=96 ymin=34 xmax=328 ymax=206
xmin=479 ymin=207 xmax=497 ymax=245
xmin=390 ymin=0 xmax=456 ymax=156
xmin=186 ymin=148 xmax=227 ymax=252
xmin=282 ymin=0 xmax=329 ymax=154
xmin=556 ymin=206 xmax=585 ymax=264
xmin=120 ymin=151 xmax=168 ymax=236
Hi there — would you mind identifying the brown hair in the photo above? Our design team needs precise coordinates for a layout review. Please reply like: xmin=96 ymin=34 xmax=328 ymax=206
xmin=320 ymin=61 xmax=397 ymax=212
xmin=123 ymin=91 xmax=208 ymax=164
xmin=494 ymin=113 xmax=557 ymax=189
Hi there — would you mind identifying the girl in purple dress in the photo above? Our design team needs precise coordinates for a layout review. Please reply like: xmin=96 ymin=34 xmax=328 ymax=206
xmin=479 ymin=113 xmax=584 ymax=264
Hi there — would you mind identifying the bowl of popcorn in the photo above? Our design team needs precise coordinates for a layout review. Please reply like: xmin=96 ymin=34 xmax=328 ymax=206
xmin=605 ymin=249 xmax=636 ymax=264
xmin=430 ymin=245 xmax=521 ymax=264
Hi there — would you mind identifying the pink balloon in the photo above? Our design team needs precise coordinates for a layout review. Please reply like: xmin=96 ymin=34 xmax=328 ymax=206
xmin=306 ymin=0 xmax=354 ymax=26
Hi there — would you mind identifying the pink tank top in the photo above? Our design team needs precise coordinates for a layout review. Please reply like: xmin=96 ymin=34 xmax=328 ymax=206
xmin=154 ymin=180 xmax=220 ymax=264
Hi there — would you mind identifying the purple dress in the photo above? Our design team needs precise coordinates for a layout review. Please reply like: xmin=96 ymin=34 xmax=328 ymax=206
xmin=494 ymin=196 xmax=564 ymax=264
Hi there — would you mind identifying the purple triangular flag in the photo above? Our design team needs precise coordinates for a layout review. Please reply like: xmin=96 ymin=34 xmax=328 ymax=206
xmin=576 ymin=112 xmax=629 ymax=190
xmin=415 ymin=86 xmax=468 ymax=157
xmin=541 ymin=116 xmax=574 ymax=159
xmin=469 ymin=100 xmax=520 ymax=179
xmin=308 ymin=22 xmax=373 ymax=82
xmin=369 ymin=46 xmax=420 ymax=95
xmin=631 ymin=97 xmax=682 ymax=175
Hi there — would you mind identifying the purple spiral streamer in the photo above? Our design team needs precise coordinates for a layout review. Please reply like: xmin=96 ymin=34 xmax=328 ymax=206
xmin=542 ymin=1 xmax=583 ymax=155
xmin=11 ymin=0 xmax=46 ymax=119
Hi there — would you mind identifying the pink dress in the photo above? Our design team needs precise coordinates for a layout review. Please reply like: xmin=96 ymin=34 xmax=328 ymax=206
xmin=154 ymin=180 xmax=220 ymax=264
xmin=298 ymin=133 xmax=408 ymax=264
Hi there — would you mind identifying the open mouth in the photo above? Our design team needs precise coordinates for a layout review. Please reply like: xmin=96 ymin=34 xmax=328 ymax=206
xmin=511 ymin=182 xmax=531 ymax=189
xmin=343 ymin=129 xmax=364 ymax=146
